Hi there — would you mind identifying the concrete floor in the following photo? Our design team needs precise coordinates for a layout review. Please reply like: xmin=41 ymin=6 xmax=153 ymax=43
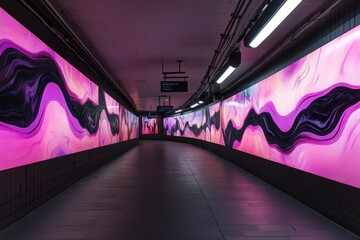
xmin=0 ymin=141 xmax=358 ymax=240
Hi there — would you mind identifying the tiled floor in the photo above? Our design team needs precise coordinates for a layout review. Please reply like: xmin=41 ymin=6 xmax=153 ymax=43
xmin=0 ymin=141 xmax=358 ymax=240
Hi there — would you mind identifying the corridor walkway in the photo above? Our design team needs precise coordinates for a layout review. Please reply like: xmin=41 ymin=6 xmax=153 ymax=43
xmin=0 ymin=141 xmax=358 ymax=239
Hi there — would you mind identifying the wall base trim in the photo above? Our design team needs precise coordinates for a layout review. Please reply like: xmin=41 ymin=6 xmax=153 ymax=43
xmin=0 ymin=139 xmax=139 ymax=230
xmin=163 ymin=136 xmax=360 ymax=235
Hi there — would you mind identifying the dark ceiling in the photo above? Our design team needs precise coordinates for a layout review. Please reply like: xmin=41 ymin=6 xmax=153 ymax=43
xmin=43 ymin=0 xmax=339 ymax=113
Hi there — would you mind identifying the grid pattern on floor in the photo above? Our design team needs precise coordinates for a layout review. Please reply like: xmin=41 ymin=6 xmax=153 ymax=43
xmin=0 ymin=141 xmax=358 ymax=240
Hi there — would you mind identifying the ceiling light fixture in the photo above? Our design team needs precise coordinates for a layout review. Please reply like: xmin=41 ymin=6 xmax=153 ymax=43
xmin=215 ymin=50 xmax=241 ymax=84
xmin=175 ymin=109 xmax=182 ymax=113
xmin=189 ymin=100 xmax=205 ymax=109
xmin=190 ymin=103 xmax=199 ymax=108
xmin=216 ymin=66 xmax=236 ymax=84
xmin=244 ymin=0 xmax=303 ymax=48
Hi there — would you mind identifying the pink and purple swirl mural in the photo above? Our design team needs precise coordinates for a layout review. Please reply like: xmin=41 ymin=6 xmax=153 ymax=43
xmin=0 ymin=7 xmax=137 ymax=170
xmin=120 ymin=106 xmax=139 ymax=141
xmin=165 ymin=24 xmax=360 ymax=188
xmin=164 ymin=102 xmax=223 ymax=144
xmin=142 ymin=117 xmax=158 ymax=134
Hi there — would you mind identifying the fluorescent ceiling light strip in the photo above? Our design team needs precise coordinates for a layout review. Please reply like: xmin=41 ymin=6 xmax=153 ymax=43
xmin=249 ymin=0 xmax=302 ymax=48
xmin=190 ymin=103 xmax=199 ymax=108
xmin=216 ymin=66 xmax=236 ymax=84
xmin=175 ymin=109 xmax=182 ymax=113
xmin=198 ymin=100 xmax=204 ymax=104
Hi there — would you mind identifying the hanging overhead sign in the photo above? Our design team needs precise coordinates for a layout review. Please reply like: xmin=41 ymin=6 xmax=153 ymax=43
xmin=161 ymin=81 xmax=188 ymax=92
xmin=157 ymin=106 xmax=173 ymax=113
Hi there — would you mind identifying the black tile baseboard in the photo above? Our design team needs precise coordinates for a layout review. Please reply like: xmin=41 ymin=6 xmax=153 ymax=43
xmin=0 ymin=139 xmax=138 ymax=230
xmin=164 ymin=136 xmax=360 ymax=235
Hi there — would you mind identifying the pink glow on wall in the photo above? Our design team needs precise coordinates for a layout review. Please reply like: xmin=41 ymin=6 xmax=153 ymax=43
xmin=165 ymin=24 xmax=360 ymax=188
xmin=0 ymin=8 xmax=137 ymax=171
xmin=163 ymin=102 xmax=224 ymax=145
xmin=142 ymin=117 xmax=158 ymax=134
xmin=120 ymin=106 xmax=139 ymax=141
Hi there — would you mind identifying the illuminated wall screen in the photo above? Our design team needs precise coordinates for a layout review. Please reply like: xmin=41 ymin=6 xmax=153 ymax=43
xmin=142 ymin=117 xmax=158 ymax=134
xmin=120 ymin=106 xmax=139 ymax=141
xmin=0 ymin=8 xmax=138 ymax=170
xmin=164 ymin=24 xmax=360 ymax=188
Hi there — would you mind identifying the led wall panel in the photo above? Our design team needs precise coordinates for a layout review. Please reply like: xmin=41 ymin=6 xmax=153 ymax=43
xmin=120 ymin=106 xmax=139 ymax=141
xmin=164 ymin=102 xmax=223 ymax=144
xmin=165 ymin=24 xmax=360 ymax=188
xmin=0 ymin=8 xmax=137 ymax=171
xmin=142 ymin=117 xmax=158 ymax=134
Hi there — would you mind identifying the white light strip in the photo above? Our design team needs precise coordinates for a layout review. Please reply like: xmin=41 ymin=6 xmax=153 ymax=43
xmin=190 ymin=103 xmax=199 ymax=108
xmin=175 ymin=109 xmax=182 ymax=113
xmin=216 ymin=66 xmax=236 ymax=84
xmin=198 ymin=100 xmax=204 ymax=104
xmin=249 ymin=0 xmax=302 ymax=48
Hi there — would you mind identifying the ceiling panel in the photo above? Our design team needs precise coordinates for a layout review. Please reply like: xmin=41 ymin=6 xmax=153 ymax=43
xmin=49 ymin=0 xmax=333 ymax=112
